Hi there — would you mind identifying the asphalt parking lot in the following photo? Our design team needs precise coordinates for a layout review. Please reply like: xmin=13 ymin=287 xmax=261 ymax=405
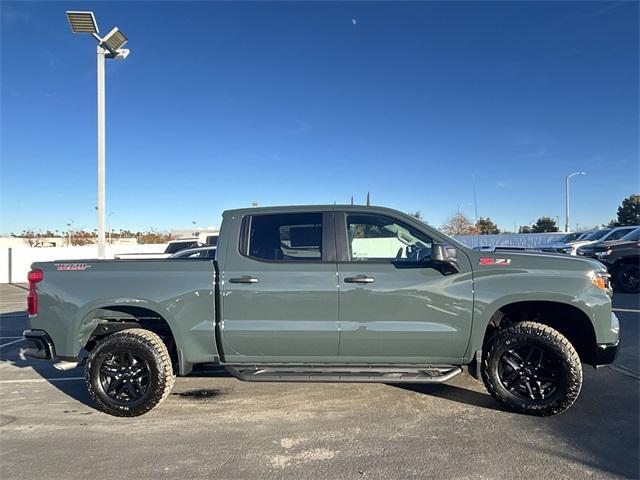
xmin=0 ymin=283 xmax=638 ymax=479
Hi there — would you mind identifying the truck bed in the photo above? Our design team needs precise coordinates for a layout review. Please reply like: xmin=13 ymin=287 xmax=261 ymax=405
xmin=28 ymin=258 xmax=219 ymax=371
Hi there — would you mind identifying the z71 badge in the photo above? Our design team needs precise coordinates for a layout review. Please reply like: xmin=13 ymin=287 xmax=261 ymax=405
xmin=479 ymin=258 xmax=511 ymax=266
xmin=55 ymin=263 xmax=91 ymax=271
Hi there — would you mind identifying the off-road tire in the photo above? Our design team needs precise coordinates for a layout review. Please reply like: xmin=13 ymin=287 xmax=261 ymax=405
xmin=615 ymin=263 xmax=640 ymax=293
xmin=85 ymin=328 xmax=175 ymax=417
xmin=481 ymin=321 xmax=582 ymax=416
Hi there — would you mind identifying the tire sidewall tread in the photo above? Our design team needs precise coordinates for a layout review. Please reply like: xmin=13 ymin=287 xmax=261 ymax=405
xmin=85 ymin=328 xmax=175 ymax=417
xmin=481 ymin=321 xmax=583 ymax=416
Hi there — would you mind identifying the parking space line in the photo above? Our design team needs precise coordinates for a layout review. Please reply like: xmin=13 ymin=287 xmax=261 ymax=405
xmin=0 ymin=377 xmax=83 ymax=384
xmin=0 ymin=336 xmax=21 ymax=339
xmin=0 ymin=338 xmax=25 ymax=348
xmin=613 ymin=308 xmax=640 ymax=313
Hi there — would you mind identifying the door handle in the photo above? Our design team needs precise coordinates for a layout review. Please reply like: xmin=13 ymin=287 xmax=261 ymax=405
xmin=344 ymin=275 xmax=375 ymax=284
xmin=229 ymin=276 xmax=259 ymax=284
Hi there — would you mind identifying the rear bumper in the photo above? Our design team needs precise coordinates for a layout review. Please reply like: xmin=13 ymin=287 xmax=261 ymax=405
xmin=595 ymin=341 xmax=619 ymax=366
xmin=22 ymin=330 xmax=55 ymax=360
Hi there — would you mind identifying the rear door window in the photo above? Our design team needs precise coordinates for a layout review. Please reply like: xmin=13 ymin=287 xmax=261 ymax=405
xmin=242 ymin=213 xmax=323 ymax=262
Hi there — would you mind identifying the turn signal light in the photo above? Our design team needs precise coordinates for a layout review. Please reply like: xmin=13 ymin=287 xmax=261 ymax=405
xmin=589 ymin=271 xmax=611 ymax=292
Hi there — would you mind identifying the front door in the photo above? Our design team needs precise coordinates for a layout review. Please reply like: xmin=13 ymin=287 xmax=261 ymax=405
xmin=220 ymin=211 xmax=339 ymax=363
xmin=336 ymin=211 xmax=474 ymax=364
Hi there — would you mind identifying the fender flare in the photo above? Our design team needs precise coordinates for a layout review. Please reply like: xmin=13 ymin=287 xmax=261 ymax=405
xmin=73 ymin=298 xmax=189 ymax=371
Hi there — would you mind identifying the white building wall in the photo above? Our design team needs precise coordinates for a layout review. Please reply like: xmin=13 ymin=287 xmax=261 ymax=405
xmin=0 ymin=244 xmax=167 ymax=284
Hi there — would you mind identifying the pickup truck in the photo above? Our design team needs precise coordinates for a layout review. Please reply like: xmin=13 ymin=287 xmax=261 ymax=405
xmin=23 ymin=205 xmax=619 ymax=417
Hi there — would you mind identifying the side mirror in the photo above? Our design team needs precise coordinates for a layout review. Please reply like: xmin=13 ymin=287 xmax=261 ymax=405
xmin=431 ymin=244 xmax=459 ymax=272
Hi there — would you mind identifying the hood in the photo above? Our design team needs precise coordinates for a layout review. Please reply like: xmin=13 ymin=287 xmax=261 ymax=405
xmin=567 ymin=239 xmax=595 ymax=248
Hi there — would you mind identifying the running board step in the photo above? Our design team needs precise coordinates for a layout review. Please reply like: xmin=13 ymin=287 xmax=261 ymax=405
xmin=226 ymin=366 xmax=463 ymax=383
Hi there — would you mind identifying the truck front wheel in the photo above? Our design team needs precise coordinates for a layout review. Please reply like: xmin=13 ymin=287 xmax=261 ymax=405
xmin=615 ymin=263 xmax=640 ymax=293
xmin=85 ymin=328 xmax=175 ymax=417
xmin=481 ymin=321 xmax=582 ymax=416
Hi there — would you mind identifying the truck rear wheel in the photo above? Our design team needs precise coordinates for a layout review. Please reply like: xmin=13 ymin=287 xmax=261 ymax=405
xmin=481 ymin=321 xmax=582 ymax=416
xmin=85 ymin=328 xmax=175 ymax=417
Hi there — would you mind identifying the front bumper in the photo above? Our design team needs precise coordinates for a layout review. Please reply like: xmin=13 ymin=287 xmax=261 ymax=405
xmin=595 ymin=341 xmax=619 ymax=366
xmin=22 ymin=330 xmax=55 ymax=360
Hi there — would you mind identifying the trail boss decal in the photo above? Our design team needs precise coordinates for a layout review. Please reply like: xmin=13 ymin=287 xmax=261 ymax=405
xmin=479 ymin=258 xmax=511 ymax=266
xmin=55 ymin=263 xmax=91 ymax=271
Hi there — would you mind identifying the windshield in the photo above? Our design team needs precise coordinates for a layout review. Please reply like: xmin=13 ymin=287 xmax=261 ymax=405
xmin=559 ymin=233 xmax=580 ymax=243
xmin=164 ymin=240 xmax=198 ymax=254
xmin=620 ymin=228 xmax=640 ymax=242
xmin=584 ymin=229 xmax=611 ymax=241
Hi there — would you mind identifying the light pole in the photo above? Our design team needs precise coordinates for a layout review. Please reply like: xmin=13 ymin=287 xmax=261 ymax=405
xmin=66 ymin=220 xmax=74 ymax=246
xmin=564 ymin=171 xmax=586 ymax=233
xmin=66 ymin=11 xmax=130 ymax=258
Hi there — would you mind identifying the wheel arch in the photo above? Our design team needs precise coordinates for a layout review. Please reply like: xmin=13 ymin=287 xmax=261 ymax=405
xmin=481 ymin=300 xmax=598 ymax=367
xmin=75 ymin=300 xmax=190 ymax=375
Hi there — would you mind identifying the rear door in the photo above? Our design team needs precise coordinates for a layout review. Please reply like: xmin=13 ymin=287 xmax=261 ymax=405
xmin=220 ymin=210 xmax=339 ymax=363
xmin=335 ymin=210 xmax=474 ymax=364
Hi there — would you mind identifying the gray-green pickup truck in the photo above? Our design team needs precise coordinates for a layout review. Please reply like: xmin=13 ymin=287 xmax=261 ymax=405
xmin=23 ymin=205 xmax=619 ymax=417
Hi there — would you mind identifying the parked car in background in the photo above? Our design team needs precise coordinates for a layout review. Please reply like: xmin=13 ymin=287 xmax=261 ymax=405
xmin=577 ymin=228 xmax=640 ymax=259
xmin=595 ymin=229 xmax=640 ymax=293
xmin=164 ymin=238 xmax=199 ymax=254
xmin=115 ymin=234 xmax=219 ymax=260
xmin=197 ymin=232 xmax=218 ymax=246
xmin=537 ymin=232 xmax=592 ymax=254
xmin=576 ymin=231 xmax=595 ymax=241
xmin=168 ymin=246 xmax=217 ymax=259
xmin=558 ymin=232 xmax=587 ymax=243
xmin=566 ymin=226 xmax=638 ymax=255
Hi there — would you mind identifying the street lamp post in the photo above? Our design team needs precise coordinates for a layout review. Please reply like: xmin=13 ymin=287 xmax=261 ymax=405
xmin=65 ymin=11 xmax=130 ymax=258
xmin=564 ymin=171 xmax=586 ymax=233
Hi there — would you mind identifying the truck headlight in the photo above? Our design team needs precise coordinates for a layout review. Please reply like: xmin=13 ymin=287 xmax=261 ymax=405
xmin=589 ymin=271 xmax=612 ymax=292
xmin=597 ymin=249 xmax=612 ymax=259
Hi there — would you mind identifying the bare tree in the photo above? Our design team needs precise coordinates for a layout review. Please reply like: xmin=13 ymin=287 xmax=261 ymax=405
xmin=441 ymin=212 xmax=477 ymax=235
xmin=22 ymin=229 xmax=38 ymax=247
xmin=408 ymin=210 xmax=423 ymax=221
xmin=138 ymin=230 xmax=172 ymax=244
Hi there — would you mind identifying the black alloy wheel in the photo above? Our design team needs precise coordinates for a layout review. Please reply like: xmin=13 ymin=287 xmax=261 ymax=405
xmin=617 ymin=264 xmax=640 ymax=293
xmin=481 ymin=321 xmax=582 ymax=416
xmin=98 ymin=350 xmax=150 ymax=404
xmin=497 ymin=344 xmax=561 ymax=401
xmin=85 ymin=329 xmax=175 ymax=417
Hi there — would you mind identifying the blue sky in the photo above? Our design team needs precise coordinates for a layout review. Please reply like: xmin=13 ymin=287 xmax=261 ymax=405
xmin=1 ymin=1 xmax=638 ymax=234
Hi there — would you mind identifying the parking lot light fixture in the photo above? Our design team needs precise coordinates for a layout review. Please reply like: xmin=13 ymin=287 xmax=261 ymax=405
xmin=65 ymin=11 xmax=130 ymax=258
xmin=102 ymin=27 xmax=128 ymax=54
xmin=65 ymin=11 xmax=99 ymax=34
xmin=565 ymin=171 xmax=586 ymax=233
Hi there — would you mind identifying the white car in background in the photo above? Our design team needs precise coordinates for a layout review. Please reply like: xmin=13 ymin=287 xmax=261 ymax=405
xmin=115 ymin=234 xmax=219 ymax=259
xmin=566 ymin=226 xmax=638 ymax=255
